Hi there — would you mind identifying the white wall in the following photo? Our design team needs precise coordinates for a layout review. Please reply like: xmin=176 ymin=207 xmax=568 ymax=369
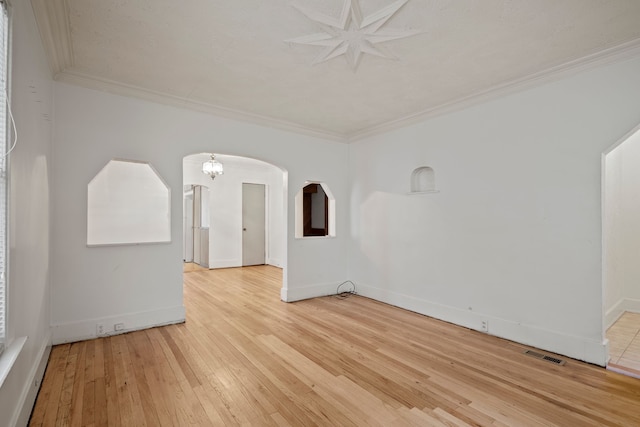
xmin=605 ymin=126 xmax=640 ymax=327
xmin=51 ymin=82 xmax=349 ymax=343
xmin=183 ymin=155 xmax=285 ymax=268
xmin=604 ymin=145 xmax=624 ymax=321
xmin=348 ymin=55 xmax=640 ymax=366
xmin=0 ymin=0 xmax=53 ymax=426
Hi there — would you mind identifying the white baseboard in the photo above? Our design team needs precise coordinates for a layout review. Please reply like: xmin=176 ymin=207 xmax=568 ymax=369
xmin=11 ymin=331 xmax=52 ymax=427
xmin=267 ymin=258 xmax=282 ymax=268
xmin=606 ymin=298 xmax=640 ymax=329
xmin=210 ymin=259 xmax=283 ymax=269
xmin=281 ymin=282 xmax=341 ymax=302
xmin=622 ymin=298 xmax=640 ymax=313
xmin=51 ymin=305 xmax=186 ymax=345
xmin=209 ymin=258 xmax=241 ymax=269
xmin=605 ymin=299 xmax=626 ymax=329
xmin=357 ymin=284 xmax=608 ymax=366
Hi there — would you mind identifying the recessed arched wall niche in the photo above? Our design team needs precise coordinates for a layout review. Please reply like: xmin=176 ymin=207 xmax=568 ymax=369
xmin=295 ymin=182 xmax=336 ymax=238
xmin=87 ymin=159 xmax=171 ymax=246
xmin=410 ymin=166 xmax=438 ymax=194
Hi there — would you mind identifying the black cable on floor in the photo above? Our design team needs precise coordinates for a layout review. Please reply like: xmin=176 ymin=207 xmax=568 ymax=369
xmin=335 ymin=280 xmax=357 ymax=299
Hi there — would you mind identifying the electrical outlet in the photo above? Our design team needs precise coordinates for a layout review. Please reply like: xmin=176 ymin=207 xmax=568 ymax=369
xmin=114 ymin=322 xmax=125 ymax=332
xmin=96 ymin=323 xmax=105 ymax=336
xmin=34 ymin=378 xmax=40 ymax=388
xmin=481 ymin=320 xmax=489 ymax=332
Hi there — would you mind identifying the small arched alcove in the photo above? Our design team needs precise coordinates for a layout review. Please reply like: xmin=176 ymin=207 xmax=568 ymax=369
xmin=410 ymin=166 xmax=437 ymax=193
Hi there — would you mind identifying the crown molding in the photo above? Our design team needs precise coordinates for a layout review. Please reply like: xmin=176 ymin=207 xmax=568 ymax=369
xmin=54 ymin=69 xmax=347 ymax=142
xmin=50 ymin=35 xmax=640 ymax=145
xmin=30 ymin=0 xmax=73 ymax=74
xmin=346 ymin=37 xmax=640 ymax=142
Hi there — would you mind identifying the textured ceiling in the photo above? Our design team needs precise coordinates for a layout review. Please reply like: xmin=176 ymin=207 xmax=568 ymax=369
xmin=32 ymin=0 xmax=640 ymax=140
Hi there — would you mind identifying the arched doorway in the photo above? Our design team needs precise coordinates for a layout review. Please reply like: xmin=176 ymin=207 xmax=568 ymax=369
xmin=182 ymin=153 xmax=288 ymax=292
xmin=603 ymin=123 xmax=640 ymax=377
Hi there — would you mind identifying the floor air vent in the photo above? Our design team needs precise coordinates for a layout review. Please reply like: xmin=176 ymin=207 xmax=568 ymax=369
xmin=523 ymin=350 xmax=566 ymax=366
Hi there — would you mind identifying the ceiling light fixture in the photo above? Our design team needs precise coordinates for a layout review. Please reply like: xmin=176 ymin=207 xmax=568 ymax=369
xmin=202 ymin=154 xmax=224 ymax=180
xmin=286 ymin=0 xmax=420 ymax=71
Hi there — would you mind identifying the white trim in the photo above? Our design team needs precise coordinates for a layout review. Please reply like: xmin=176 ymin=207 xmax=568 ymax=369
xmin=30 ymin=0 xmax=72 ymax=74
xmin=605 ymin=299 xmax=626 ymax=330
xmin=624 ymin=298 xmax=640 ymax=313
xmin=607 ymin=364 xmax=640 ymax=380
xmin=11 ymin=332 xmax=51 ymax=427
xmin=280 ymin=281 xmax=341 ymax=302
xmin=54 ymin=70 xmax=346 ymax=142
xmin=601 ymin=147 xmax=609 ymax=347
xmin=606 ymin=298 xmax=640 ymax=329
xmin=346 ymin=38 xmax=640 ymax=142
xmin=266 ymin=258 xmax=282 ymax=268
xmin=209 ymin=258 xmax=242 ymax=269
xmin=43 ymin=36 xmax=640 ymax=144
xmin=51 ymin=305 xmax=185 ymax=345
xmin=0 ymin=335 xmax=25 ymax=388
xmin=357 ymin=283 xmax=608 ymax=366
xmin=0 ymin=0 xmax=9 ymax=368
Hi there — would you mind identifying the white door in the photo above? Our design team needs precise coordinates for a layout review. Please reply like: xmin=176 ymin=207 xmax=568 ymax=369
xmin=193 ymin=185 xmax=203 ymax=265
xmin=183 ymin=191 xmax=194 ymax=262
xmin=242 ymin=183 xmax=266 ymax=266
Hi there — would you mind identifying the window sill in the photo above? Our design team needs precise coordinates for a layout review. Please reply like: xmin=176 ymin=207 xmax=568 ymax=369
xmin=0 ymin=336 xmax=27 ymax=389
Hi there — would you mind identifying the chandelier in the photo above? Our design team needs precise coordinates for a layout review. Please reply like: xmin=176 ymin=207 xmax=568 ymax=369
xmin=202 ymin=154 xmax=224 ymax=180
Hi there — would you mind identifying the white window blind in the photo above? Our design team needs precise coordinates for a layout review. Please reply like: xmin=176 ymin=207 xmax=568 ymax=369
xmin=0 ymin=0 xmax=8 ymax=356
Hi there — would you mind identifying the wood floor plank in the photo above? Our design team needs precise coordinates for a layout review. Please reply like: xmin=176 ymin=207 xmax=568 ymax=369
xmin=90 ymin=339 xmax=107 ymax=427
xmin=30 ymin=265 xmax=640 ymax=426
xmin=124 ymin=332 xmax=162 ymax=426
xmin=31 ymin=345 xmax=69 ymax=426
xmin=150 ymin=328 xmax=212 ymax=426
xmin=101 ymin=338 xmax=120 ymax=427
xmin=110 ymin=334 xmax=143 ymax=426
xmin=68 ymin=341 xmax=86 ymax=427
xmin=144 ymin=328 xmax=191 ymax=426
xmin=81 ymin=339 xmax=95 ymax=426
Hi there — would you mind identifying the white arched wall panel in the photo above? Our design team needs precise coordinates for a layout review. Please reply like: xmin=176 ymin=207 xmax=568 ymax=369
xmin=87 ymin=159 xmax=171 ymax=246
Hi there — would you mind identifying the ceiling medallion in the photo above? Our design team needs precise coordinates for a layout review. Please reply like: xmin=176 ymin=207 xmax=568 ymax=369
xmin=287 ymin=0 xmax=420 ymax=71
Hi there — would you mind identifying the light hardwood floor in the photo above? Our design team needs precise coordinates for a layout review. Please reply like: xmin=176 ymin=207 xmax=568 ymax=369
xmin=607 ymin=311 xmax=640 ymax=375
xmin=31 ymin=266 xmax=640 ymax=426
xmin=183 ymin=262 xmax=209 ymax=273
